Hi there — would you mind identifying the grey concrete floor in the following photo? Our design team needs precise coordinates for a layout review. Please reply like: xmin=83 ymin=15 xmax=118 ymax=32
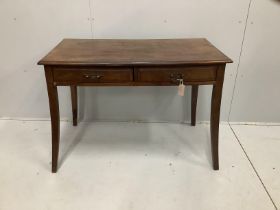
xmin=0 ymin=120 xmax=279 ymax=210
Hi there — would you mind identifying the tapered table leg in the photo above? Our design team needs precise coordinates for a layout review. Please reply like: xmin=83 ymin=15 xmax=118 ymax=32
xmin=210 ymin=65 xmax=225 ymax=170
xmin=70 ymin=86 xmax=78 ymax=126
xmin=191 ymin=85 xmax=199 ymax=126
xmin=45 ymin=67 xmax=60 ymax=173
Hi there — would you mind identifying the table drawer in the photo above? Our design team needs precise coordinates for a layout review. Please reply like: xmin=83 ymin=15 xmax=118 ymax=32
xmin=53 ymin=67 xmax=133 ymax=83
xmin=136 ymin=66 xmax=217 ymax=83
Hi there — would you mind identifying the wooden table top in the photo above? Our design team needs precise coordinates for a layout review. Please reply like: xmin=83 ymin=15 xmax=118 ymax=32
xmin=38 ymin=38 xmax=232 ymax=66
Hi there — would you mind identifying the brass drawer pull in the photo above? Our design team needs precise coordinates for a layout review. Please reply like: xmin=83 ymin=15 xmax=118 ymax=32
xmin=169 ymin=73 xmax=184 ymax=83
xmin=83 ymin=74 xmax=104 ymax=80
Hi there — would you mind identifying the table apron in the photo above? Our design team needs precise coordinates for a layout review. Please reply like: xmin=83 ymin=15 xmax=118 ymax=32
xmin=50 ymin=65 xmax=220 ymax=86
xmin=53 ymin=81 xmax=216 ymax=86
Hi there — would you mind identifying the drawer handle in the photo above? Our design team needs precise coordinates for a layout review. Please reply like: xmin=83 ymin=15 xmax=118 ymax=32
xmin=83 ymin=74 xmax=104 ymax=80
xmin=169 ymin=73 xmax=184 ymax=83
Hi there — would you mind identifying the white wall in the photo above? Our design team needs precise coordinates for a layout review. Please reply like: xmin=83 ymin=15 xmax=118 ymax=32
xmin=0 ymin=0 xmax=279 ymax=123
xmin=229 ymin=0 xmax=280 ymax=122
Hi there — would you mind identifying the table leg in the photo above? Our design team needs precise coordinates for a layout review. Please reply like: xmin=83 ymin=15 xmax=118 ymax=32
xmin=70 ymin=86 xmax=78 ymax=126
xmin=191 ymin=85 xmax=199 ymax=126
xmin=210 ymin=66 xmax=225 ymax=170
xmin=45 ymin=68 xmax=60 ymax=173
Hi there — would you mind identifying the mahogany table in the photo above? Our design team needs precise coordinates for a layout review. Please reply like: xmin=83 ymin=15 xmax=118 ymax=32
xmin=38 ymin=39 xmax=232 ymax=173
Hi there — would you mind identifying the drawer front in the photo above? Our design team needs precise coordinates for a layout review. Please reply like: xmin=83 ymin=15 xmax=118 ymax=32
xmin=53 ymin=67 xmax=133 ymax=83
xmin=136 ymin=66 xmax=217 ymax=83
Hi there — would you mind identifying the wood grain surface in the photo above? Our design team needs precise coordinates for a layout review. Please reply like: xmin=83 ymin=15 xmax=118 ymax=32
xmin=38 ymin=39 xmax=232 ymax=66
